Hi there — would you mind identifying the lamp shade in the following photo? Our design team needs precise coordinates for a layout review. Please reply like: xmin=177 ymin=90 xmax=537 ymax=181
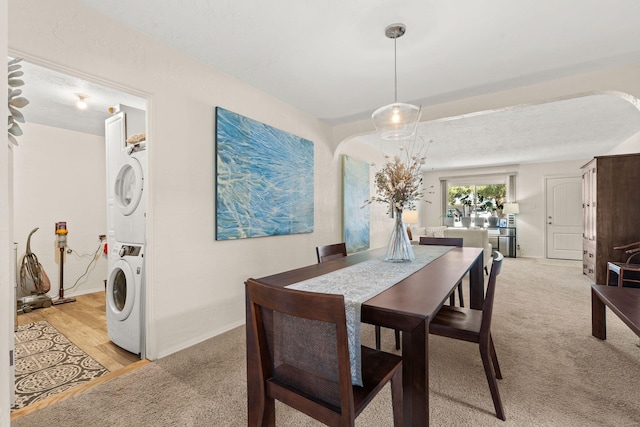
xmin=372 ymin=102 xmax=421 ymax=140
xmin=503 ymin=203 xmax=520 ymax=214
xmin=403 ymin=209 xmax=418 ymax=224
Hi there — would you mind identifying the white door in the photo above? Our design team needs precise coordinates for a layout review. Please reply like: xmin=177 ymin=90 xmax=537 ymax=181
xmin=546 ymin=176 xmax=583 ymax=260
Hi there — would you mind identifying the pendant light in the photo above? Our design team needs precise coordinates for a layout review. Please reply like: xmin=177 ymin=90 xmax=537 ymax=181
xmin=371 ymin=23 xmax=421 ymax=141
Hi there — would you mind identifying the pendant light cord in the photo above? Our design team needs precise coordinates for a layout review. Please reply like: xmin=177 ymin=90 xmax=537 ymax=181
xmin=393 ymin=37 xmax=398 ymax=103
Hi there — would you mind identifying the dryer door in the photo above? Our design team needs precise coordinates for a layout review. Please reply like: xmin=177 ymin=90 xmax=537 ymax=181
xmin=114 ymin=156 xmax=144 ymax=216
xmin=107 ymin=259 xmax=135 ymax=321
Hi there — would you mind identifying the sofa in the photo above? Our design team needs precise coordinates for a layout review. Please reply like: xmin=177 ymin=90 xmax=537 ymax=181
xmin=409 ymin=226 xmax=493 ymax=273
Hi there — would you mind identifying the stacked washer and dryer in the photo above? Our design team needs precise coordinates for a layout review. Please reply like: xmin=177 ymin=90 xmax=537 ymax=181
xmin=105 ymin=105 xmax=146 ymax=356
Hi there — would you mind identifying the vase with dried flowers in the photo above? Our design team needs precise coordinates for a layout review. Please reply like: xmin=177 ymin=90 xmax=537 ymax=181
xmin=365 ymin=142 xmax=429 ymax=262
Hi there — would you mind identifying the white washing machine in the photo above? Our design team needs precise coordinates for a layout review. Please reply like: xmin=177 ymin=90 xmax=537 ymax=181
xmin=107 ymin=242 xmax=144 ymax=355
xmin=113 ymin=144 xmax=146 ymax=245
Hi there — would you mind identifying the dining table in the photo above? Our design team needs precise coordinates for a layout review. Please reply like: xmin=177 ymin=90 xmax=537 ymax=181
xmin=245 ymin=245 xmax=485 ymax=426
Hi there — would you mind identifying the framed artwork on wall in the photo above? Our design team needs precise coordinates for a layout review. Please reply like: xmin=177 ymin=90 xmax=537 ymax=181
xmin=343 ymin=155 xmax=370 ymax=253
xmin=215 ymin=107 xmax=314 ymax=240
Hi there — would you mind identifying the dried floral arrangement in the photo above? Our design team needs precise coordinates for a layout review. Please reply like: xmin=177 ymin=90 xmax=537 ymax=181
xmin=364 ymin=138 xmax=432 ymax=213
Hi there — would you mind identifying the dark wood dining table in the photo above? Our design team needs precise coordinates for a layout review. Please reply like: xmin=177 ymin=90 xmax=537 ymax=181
xmin=245 ymin=246 xmax=485 ymax=426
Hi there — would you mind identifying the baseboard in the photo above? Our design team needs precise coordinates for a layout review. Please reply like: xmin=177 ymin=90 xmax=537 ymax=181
xmin=153 ymin=319 xmax=245 ymax=360
xmin=66 ymin=284 xmax=105 ymax=297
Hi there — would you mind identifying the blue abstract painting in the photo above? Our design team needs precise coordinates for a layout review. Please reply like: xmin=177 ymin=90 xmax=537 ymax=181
xmin=343 ymin=155 xmax=370 ymax=253
xmin=215 ymin=107 xmax=314 ymax=240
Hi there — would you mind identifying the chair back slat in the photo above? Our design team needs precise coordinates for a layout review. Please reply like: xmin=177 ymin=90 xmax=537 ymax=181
xmin=316 ymin=242 xmax=347 ymax=263
xmin=419 ymin=236 xmax=463 ymax=247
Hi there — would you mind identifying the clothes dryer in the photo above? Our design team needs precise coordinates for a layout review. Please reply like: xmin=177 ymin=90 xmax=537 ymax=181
xmin=106 ymin=242 xmax=144 ymax=354
xmin=113 ymin=144 xmax=146 ymax=244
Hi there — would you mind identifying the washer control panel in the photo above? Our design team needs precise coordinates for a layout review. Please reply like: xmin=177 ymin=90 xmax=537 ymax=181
xmin=116 ymin=244 xmax=142 ymax=258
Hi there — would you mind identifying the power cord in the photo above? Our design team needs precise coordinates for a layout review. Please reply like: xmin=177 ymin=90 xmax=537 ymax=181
xmin=64 ymin=242 xmax=103 ymax=292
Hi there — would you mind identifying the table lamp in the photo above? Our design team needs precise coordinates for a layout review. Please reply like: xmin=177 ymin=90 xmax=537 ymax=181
xmin=503 ymin=203 xmax=520 ymax=226
xmin=403 ymin=210 xmax=418 ymax=240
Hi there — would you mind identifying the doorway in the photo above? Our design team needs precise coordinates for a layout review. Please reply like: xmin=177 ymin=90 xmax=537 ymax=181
xmin=545 ymin=176 xmax=582 ymax=260
xmin=10 ymin=58 xmax=148 ymax=409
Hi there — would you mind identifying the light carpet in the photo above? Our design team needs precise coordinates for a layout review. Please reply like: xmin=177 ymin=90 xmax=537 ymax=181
xmin=12 ymin=257 xmax=640 ymax=426
xmin=12 ymin=320 xmax=109 ymax=410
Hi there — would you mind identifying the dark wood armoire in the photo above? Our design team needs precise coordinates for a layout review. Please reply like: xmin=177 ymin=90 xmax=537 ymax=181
xmin=582 ymin=153 xmax=640 ymax=284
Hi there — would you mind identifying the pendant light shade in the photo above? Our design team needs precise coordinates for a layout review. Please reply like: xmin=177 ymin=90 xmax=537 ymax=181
xmin=372 ymin=23 xmax=421 ymax=141
xmin=372 ymin=102 xmax=421 ymax=141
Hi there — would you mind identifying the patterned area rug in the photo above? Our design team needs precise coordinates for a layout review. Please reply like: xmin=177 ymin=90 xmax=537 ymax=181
xmin=12 ymin=320 xmax=109 ymax=410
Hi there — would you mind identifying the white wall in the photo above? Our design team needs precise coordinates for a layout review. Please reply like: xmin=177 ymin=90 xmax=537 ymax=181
xmin=506 ymin=133 xmax=639 ymax=258
xmin=6 ymin=0 xmax=640 ymax=365
xmin=515 ymin=160 xmax=588 ymax=258
xmin=8 ymin=0 xmax=339 ymax=360
xmin=2 ymin=0 xmax=12 ymax=422
xmin=419 ymin=137 xmax=639 ymax=259
xmin=607 ymin=130 xmax=640 ymax=155
xmin=6 ymin=0 xmax=640 ymax=421
xmin=422 ymin=159 xmax=589 ymax=258
xmin=336 ymin=139 xmax=399 ymax=250
xmin=13 ymin=122 xmax=107 ymax=298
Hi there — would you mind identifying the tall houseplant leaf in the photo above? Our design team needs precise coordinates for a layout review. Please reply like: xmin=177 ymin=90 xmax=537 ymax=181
xmin=10 ymin=97 xmax=29 ymax=109
xmin=7 ymin=58 xmax=28 ymax=146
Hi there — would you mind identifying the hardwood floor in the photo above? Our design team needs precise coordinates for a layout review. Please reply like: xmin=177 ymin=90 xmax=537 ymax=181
xmin=16 ymin=291 xmax=140 ymax=372
xmin=12 ymin=291 xmax=147 ymax=420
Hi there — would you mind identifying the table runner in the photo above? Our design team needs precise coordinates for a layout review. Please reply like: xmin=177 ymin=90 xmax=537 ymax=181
xmin=288 ymin=245 xmax=453 ymax=385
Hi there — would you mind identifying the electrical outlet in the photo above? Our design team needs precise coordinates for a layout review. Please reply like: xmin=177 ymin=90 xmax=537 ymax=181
xmin=99 ymin=234 xmax=106 ymax=241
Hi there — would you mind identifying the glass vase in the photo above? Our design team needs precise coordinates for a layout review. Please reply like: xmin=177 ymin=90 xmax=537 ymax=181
xmin=385 ymin=208 xmax=415 ymax=262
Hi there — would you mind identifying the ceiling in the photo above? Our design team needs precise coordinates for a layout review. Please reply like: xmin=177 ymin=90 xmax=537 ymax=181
xmin=358 ymin=94 xmax=640 ymax=171
xmin=16 ymin=0 xmax=640 ymax=169
xmin=17 ymin=60 xmax=146 ymax=136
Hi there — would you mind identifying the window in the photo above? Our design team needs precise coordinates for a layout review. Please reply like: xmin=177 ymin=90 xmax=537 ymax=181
xmin=440 ymin=173 xmax=516 ymax=228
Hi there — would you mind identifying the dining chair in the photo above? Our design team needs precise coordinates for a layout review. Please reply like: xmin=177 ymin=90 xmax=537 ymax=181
xmin=374 ymin=236 xmax=465 ymax=351
xmin=246 ymin=278 xmax=403 ymax=426
xmin=316 ymin=242 xmax=348 ymax=263
xmin=419 ymin=236 xmax=465 ymax=307
xmin=429 ymin=251 xmax=506 ymax=421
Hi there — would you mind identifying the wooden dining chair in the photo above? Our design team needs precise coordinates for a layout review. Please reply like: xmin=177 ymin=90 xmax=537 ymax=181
xmin=246 ymin=278 xmax=403 ymax=426
xmin=429 ymin=251 xmax=506 ymax=421
xmin=375 ymin=236 xmax=465 ymax=351
xmin=316 ymin=242 xmax=348 ymax=263
xmin=419 ymin=236 xmax=465 ymax=307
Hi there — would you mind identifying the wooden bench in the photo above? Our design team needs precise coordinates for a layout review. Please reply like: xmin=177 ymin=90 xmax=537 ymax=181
xmin=591 ymin=285 xmax=640 ymax=340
